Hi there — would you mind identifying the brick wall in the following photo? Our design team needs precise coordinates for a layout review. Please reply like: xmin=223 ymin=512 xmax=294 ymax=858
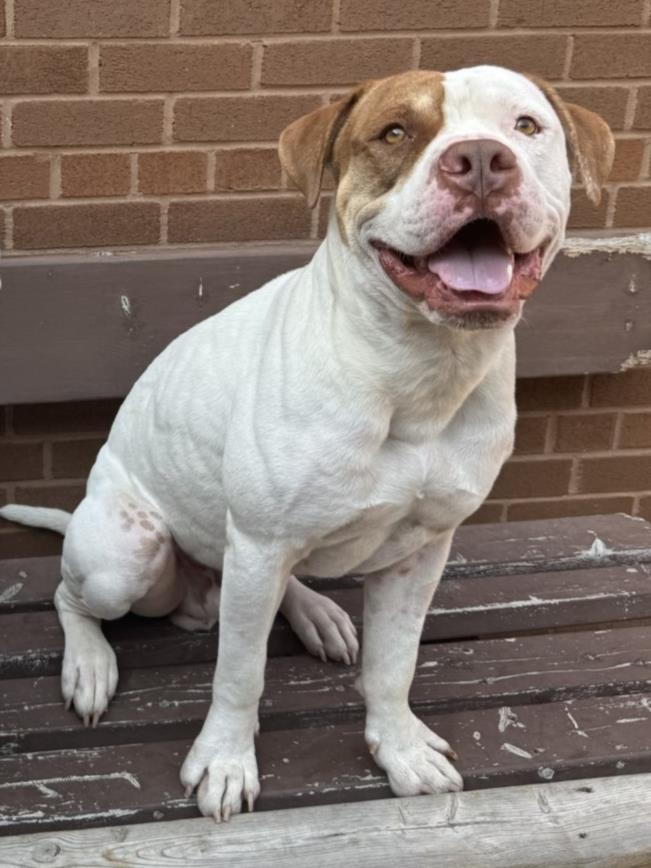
xmin=1 ymin=1 xmax=650 ymax=554
xmin=0 ymin=0 xmax=649 ymax=253
xmin=2 ymin=370 xmax=651 ymax=558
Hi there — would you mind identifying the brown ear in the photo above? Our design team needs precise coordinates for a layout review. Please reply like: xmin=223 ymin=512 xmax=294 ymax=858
xmin=530 ymin=77 xmax=614 ymax=205
xmin=278 ymin=89 xmax=363 ymax=209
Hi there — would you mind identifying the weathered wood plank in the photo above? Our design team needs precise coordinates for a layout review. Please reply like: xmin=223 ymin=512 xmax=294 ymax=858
xmin=1 ymin=693 xmax=650 ymax=834
xmin=2 ymin=773 xmax=650 ymax=868
xmin=0 ymin=560 xmax=648 ymax=680
xmin=2 ymin=513 xmax=650 ymax=615
xmin=1 ymin=562 xmax=650 ymax=679
xmin=1 ymin=242 xmax=650 ymax=404
xmin=2 ymin=625 xmax=650 ymax=753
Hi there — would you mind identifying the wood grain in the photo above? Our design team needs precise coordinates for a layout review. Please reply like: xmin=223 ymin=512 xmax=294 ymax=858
xmin=2 ymin=773 xmax=647 ymax=868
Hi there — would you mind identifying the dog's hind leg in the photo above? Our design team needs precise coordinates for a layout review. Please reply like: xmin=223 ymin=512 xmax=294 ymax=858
xmin=280 ymin=575 xmax=359 ymax=665
xmin=56 ymin=489 xmax=182 ymax=726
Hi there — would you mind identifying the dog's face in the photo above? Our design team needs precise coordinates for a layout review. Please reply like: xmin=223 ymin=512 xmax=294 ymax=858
xmin=279 ymin=66 xmax=614 ymax=330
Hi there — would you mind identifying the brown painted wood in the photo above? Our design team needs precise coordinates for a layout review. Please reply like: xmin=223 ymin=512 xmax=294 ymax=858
xmin=1 ymin=692 xmax=650 ymax=835
xmin=2 ymin=625 xmax=650 ymax=754
xmin=1 ymin=246 xmax=650 ymax=404
xmin=2 ymin=562 xmax=651 ymax=680
xmin=3 ymin=514 xmax=650 ymax=614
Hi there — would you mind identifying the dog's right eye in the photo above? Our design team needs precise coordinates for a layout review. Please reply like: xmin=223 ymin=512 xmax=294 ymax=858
xmin=381 ymin=125 xmax=407 ymax=145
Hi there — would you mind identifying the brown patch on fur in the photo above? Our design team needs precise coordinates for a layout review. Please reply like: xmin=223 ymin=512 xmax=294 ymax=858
xmin=137 ymin=535 xmax=162 ymax=560
xmin=140 ymin=519 xmax=155 ymax=532
xmin=278 ymin=70 xmax=445 ymax=237
xmin=527 ymin=75 xmax=614 ymax=205
xmin=156 ymin=532 xmax=165 ymax=544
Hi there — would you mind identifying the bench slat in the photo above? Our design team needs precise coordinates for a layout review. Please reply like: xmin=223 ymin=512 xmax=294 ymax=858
xmin=1 ymin=692 xmax=650 ymax=834
xmin=1 ymin=563 xmax=650 ymax=679
xmin=2 ymin=624 xmax=650 ymax=754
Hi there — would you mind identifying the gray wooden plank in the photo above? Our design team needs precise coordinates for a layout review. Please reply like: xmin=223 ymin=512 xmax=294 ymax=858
xmin=1 ymin=693 xmax=651 ymax=835
xmin=1 ymin=243 xmax=650 ymax=404
xmin=2 ymin=773 xmax=650 ymax=868
xmin=2 ymin=514 xmax=650 ymax=613
xmin=2 ymin=562 xmax=651 ymax=679
xmin=2 ymin=625 xmax=650 ymax=753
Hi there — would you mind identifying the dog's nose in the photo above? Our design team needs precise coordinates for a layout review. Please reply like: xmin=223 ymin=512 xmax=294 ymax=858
xmin=438 ymin=139 xmax=519 ymax=198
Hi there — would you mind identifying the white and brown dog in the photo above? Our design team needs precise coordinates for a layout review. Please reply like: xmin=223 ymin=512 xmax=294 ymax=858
xmin=1 ymin=66 xmax=613 ymax=821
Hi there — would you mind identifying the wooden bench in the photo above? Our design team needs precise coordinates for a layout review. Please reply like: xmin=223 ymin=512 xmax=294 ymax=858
xmin=1 ymin=512 xmax=651 ymax=865
xmin=1 ymin=239 xmax=651 ymax=864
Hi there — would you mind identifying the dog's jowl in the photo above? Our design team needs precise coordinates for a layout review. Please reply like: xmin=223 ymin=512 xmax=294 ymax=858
xmin=0 ymin=66 xmax=613 ymax=821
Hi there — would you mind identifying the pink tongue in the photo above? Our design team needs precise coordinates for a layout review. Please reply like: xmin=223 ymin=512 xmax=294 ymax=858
xmin=427 ymin=237 xmax=514 ymax=295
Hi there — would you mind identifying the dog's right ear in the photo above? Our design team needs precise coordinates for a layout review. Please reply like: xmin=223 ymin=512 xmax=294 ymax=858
xmin=278 ymin=88 xmax=364 ymax=209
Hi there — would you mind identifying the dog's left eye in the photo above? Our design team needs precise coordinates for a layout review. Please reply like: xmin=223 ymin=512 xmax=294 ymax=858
xmin=515 ymin=116 xmax=540 ymax=136
xmin=381 ymin=125 xmax=407 ymax=144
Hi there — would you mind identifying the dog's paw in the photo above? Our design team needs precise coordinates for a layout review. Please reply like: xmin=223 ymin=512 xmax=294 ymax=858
xmin=61 ymin=641 xmax=118 ymax=728
xmin=282 ymin=580 xmax=359 ymax=665
xmin=180 ymin=737 xmax=260 ymax=822
xmin=366 ymin=711 xmax=462 ymax=796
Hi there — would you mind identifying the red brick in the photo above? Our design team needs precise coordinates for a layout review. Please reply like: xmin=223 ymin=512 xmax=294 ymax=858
xmin=555 ymin=86 xmax=630 ymax=132
xmin=463 ymin=501 xmax=504 ymax=524
xmin=15 ymin=0 xmax=170 ymax=37
xmin=516 ymin=377 xmax=585 ymax=412
xmin=513 ymin=415 xmax=548 ymax=455
xmin=572 ymin=35 xmax=651 ymax=79
xmin=174 ymin=95 xmax=321 ymax=143
xmin=180 ymin=0 xmax=331 ymax=35
xmin=614 ymin=187 xmax=651 ymax=228
xmin=214 ymin=148 xmax=281 ymax=191
xmin=635 ymin=87 xmax=651 ymax=130
xmin=52 ymin=438 xmax=104 ymax=478
xmin=12 ymin=400 xmax=120 ymax=436
xmin=499 ymin=0 xmax=643 ymax=27
xmin=0 ymin=45 xmax=87 ymax=95
xmin=490 ymin=458 xmax=573 ymax=499
xmin=609 ymin=139 xmax=646 ymax=182
xmin=420 ymin=35 xmax=568 ymax=78
xmin=14 ymin=202 xmax=160 ymax=250
xmin=507 ymin=495 xmax=635 ymax=521
xmin=619 ymin=413 xmax=651 ymax=449
xmin=13 ymin=100 xmax=165 ymax=148
xmin=0 ymin=442 xmax=44 ymax=481
xmin=567 ymin=189 xmax=609 ymax=230
xmin=0 ymin=155 xmax=50 ymax=201
xmin=139 ymin=151 xmax=207 ymax=195
xmin=340 ymin=0 xmax=490 ymax=30
xmin=61 ymin=153 xmax=131 ymax=198
xmin=0 ymin=530 xmax=62 ymax=559
xmin=578 ymin=454 xmax=651 ymax=494
xmin=15 ymin=482 xmax=86 ymax=512
xmin=591 ymin=370 xmax=651 ymax=407
xmin=554 ymin=413 xmax=616 ymax=453
xmin=0 ymin=0 xmax=4 ymax=37
xmin=168 ymin=196 xmax=311 ymax=243
xmin=100 ymin=43 xmax=252 ymax=94
xmin=262 ymin=38 xmax=413 ymax=86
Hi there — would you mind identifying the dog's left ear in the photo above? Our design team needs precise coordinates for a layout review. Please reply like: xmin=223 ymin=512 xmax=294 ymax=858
xmin=530 ymin=77 xmax=615 ymax=205
xmin=278 ymin=87 xmax=365 ymax=209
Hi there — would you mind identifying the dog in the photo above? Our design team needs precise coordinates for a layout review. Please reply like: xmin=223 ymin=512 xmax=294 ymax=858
xmin=1 ymin=65 xmax=613 ymax=822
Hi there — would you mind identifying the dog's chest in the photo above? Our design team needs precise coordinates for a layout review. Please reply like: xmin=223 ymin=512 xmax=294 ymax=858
xmin=298 ymin=422 xmax=509 ymax=578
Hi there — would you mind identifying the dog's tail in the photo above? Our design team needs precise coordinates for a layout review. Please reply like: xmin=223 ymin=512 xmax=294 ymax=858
xmin=0 ymin=504 xmax=71 ymax=535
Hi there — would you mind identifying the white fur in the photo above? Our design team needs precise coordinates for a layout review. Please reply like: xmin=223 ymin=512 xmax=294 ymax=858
xmin=0 ymin=66 xmax=574 ymax=821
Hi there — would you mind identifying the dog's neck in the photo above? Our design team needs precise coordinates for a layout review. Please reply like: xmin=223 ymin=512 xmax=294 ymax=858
xmin=302 ymin=216 xmax=516 ymax=434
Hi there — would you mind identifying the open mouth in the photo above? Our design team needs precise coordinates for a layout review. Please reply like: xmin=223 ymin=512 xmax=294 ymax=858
xmin=372 ymin=219 xmax=544 ymax=323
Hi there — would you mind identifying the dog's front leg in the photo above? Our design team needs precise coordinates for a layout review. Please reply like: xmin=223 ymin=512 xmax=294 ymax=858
xmin=180 ymin=517 xmax=294 ymax=821
xmin=361 ymin=532 xmax=463 ymax=796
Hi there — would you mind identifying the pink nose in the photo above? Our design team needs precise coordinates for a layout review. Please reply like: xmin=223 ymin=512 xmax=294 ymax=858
xmin=438 ymin=139 xmax=519 ymax=199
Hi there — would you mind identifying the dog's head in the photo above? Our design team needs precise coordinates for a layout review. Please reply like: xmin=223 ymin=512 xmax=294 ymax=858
xmin=279 ymin=66 xmax=614 ymax=330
